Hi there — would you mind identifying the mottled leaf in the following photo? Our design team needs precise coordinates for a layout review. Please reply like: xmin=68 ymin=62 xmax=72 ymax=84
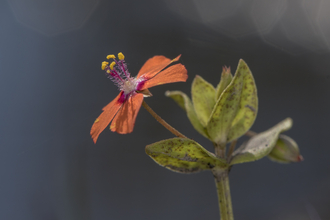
xmin=215 ymin=66 xmax=233 ymax=101
xmin=192 ymin=75 xmax=216 ymax=127
xmin=146 ymin=138 xmax=227 ymax=173
xmin=230 ymin=118 xmax=293 ymax=165
xmin=165 ymin=90 xmax=208 ymax=138
xmin=207 ymin=59 xmax=258 ymax=144
xmin=268 ymin=134 xmax=303 ymax=163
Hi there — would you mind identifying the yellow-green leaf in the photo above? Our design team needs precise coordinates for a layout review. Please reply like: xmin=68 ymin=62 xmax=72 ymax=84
xmin=207 ymin=59 xmax=258 ymax=144
xmin=192 ymin=75 xmax=216 ymax=127
xmin=230 ymin=118 xmax=293 ymax=165
xmin=165 ymin=90 xmax=208 ymax=138
xmin=146 ymin=138 xmax=227 ymax=174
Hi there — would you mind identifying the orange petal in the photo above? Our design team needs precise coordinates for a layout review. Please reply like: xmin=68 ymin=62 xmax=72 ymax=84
xmin=137 ymin=55 xmax=181 ymax=79
xmin=90 ymin=92 xmax=124 ymax=143
xmin=110 ymin=93 xmax=144 ymax=134
xmin=139 ymin=63 xmax=188 ymax=90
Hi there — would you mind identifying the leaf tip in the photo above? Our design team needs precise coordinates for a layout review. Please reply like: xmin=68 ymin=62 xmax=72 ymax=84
xmin=193 ymin=75 xmax=202 ymax=82
xmin=284 ymin=117 xmax=293 ymax=129
xmin=297 ymin=154 xmax=304 ymax=162
xmin=238 ymin=58 xmax=246 ymax=64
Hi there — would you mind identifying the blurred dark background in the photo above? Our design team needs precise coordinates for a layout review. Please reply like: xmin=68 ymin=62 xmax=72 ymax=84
xmin=1 ymin=0 xmax=329 ymax=219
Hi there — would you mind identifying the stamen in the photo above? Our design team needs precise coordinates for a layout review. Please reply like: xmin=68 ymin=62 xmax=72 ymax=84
xmin=102 ymin=52 xmax=141 ymax=98
xmin=101 ymin=61 xmax=109 ymax=70
xmin=108 ymin=68 xmax=125 ymax=85
xmin=118 ymin=60 xmax=130 ymax=78
xmin=111 ymin=53 xmax=130 ymax=79
xmin=118 ymin=52 xmax=125 ymax=60
xmin=110 ymin=61 xmax=116 ymax=70
xmin=107 ymin=54 xmax=116 ymax=59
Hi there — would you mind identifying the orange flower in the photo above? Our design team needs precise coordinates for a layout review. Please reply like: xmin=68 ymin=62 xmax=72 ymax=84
xmin=90 ymin=53 xmax=188 ymax=143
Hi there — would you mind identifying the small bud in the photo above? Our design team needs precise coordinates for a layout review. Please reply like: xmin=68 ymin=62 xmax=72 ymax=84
xmin=268 ymin=134 xmax=303 ymax=163
xmin=138 ymin=89 xmax=153 ymax=97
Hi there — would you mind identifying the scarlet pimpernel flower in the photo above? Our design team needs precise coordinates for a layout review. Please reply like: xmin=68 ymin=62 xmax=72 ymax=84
xmin=90 ymin=53 xmax=188 ymax=143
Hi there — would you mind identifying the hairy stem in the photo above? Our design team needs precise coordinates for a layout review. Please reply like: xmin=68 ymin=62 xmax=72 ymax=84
xmin=227 ymin=140 xmax=237 ymax=162
xmin=214 ymin=142 xmax=226 ymax=159
xmin=142 ymin=101 xmax=187 ymax=138
xmin=212 ymin=168 xmax=234 ymax=220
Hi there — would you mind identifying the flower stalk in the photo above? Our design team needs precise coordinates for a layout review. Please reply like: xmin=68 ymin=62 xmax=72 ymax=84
xmin=142 ymin=101 xmax=187 ymax=139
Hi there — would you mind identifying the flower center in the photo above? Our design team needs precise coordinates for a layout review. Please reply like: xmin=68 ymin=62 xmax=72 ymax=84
xmin=101 ymin=52 xmax=146 ymax=98
xmin=121 ymin=77 xmax=138 ymax=95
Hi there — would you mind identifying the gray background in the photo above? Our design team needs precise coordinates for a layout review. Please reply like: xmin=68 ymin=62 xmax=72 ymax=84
xmin=1 ymin=0 xmax=329 ymax=219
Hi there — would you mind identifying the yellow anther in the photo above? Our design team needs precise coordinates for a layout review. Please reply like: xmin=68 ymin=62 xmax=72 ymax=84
xmin=94 ymin=118 xmax=99 ymax=123
xmin=101 ymin=61 xmax=109 ymax=70
xmin=110 ymin=61 xmax=116 ymax=70
xmin=118 ymin=52 xmax=125 ymax=60
xmin=106 ymin=54 xmax=116 ymax=59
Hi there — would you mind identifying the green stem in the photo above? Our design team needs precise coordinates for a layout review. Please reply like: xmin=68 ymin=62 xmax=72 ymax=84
xmin=142 ymin=101 xmax=187 ymax=139
xmin=212 ymin=168 xmax=234 ymax=220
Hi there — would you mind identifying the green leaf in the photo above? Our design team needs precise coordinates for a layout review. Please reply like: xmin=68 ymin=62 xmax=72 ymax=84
xmin=207 ymin=59 xmax=258 ymax=144
xmin=230 ymin=118 xmax=293 ymax=165
xmin=146 ymin=138 xmax=227 ymax=173
xmin=268 ymin=134 xmax=303 ymax=163
xmin=215 ymin=66 xmax=233 ymax=101
xmin=165 ymin=90 xmax=208 ymax=138
xmin=192 ymin=75 xmax=216 ymax=127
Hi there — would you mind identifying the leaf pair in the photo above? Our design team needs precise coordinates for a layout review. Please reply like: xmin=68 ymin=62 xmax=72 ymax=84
xmin=166 ymin=59 xmax=258 ymax=145
xmin=146 ymin=118 xmax=300 ymax=174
